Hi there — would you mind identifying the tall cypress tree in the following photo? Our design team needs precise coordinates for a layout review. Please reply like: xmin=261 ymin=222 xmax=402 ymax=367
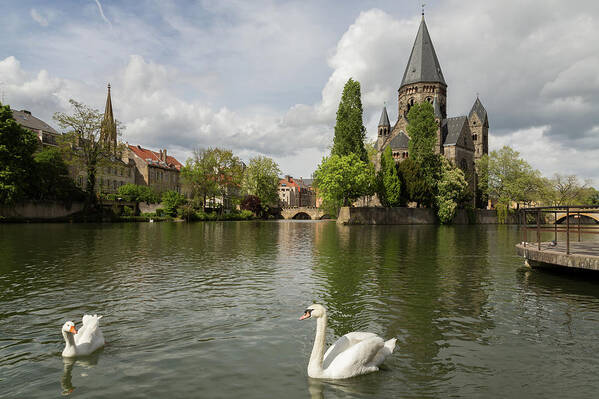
xmin=332 ymin=78 xmax=368 ymax=162
xmin=377 ymin=146 xmax=401 ymax=207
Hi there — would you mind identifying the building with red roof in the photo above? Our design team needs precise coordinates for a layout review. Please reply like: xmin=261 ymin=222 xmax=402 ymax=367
xmin=127 ymin=144 xmax=183 ymax=194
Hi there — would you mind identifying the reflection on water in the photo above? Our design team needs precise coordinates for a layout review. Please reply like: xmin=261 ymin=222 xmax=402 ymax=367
xmin=61 ymin=350 xmax=102 ymax=396
xmin=1 ymin=222 xmax=599 ymax=398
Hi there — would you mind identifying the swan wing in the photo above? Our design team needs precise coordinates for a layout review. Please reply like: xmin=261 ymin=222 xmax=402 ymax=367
xmin=75 ymin=314 xmax=104 ymax=348
xmin=323 ymin=332 xmax=378 ymax=369
xmin=325 ymin=336 xmax=384 ymax=379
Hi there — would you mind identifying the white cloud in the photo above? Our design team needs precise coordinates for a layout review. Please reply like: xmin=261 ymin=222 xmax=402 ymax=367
xmin=30 ymin=8 xmax=48 ymax=27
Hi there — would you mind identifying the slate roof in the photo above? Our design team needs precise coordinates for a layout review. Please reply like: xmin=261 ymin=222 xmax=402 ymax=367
xmin=128 ymin=144 xmax=183 ymax=171
xmin=400 ymin=17 xmax=446 ymax=89
xmin=378 ymin=106 xmax=390 ymax=127
xmin=388 ymin=131 xmax=410 ymax=149
xmin=11 ymin=109 xmax=58 ymax=134
xmin=442 ymin=116 xmax=468 ymax=146
xmin=469 ymin=97 xmax=488 ymax=125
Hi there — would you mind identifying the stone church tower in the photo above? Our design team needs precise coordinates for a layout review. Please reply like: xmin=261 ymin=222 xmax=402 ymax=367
xmin=376 ymin=13 xmax=489 ymax=191
xmin=100 ymin=83 xmax=117 ymax=153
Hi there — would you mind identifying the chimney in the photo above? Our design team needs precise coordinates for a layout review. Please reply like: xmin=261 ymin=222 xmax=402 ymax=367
xmin=162 ymin=149 xmax=167 ymax=162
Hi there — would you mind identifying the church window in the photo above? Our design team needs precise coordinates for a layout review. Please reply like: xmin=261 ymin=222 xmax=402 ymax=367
xmin=473 ymin=134 xmax=478 ymax=141
xmin=426 ymin=97 xmax=433 ymax=104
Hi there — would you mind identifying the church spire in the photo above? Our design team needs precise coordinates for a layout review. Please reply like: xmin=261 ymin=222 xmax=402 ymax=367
xmin=101 ymin=83 xmax=117 ymax=150
xmin=400 ymin=16 xmax=446 ymax=89
xmin=378 ymin=105 xmax=390 ymax=127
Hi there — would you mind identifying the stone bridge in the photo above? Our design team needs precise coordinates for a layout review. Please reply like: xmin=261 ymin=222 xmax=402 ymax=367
xmin=555 ymin=212 xmax=599 ymax=224
xmin=280 ymin=207 xmax=331 ymax=220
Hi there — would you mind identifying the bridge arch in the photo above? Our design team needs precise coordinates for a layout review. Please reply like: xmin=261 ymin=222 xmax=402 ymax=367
xmin=292 ymin=212 xmax=311 ymax=220
xmin=555 ymin=214 xmax=599 ymax=224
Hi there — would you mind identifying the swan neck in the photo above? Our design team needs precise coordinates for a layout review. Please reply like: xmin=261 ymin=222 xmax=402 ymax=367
xmin=63 ymin=331 xmax=75 ymax=348
xmin=308 ymin=314 xmax=327 ymax=374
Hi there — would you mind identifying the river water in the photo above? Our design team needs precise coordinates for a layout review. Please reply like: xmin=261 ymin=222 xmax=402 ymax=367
xmin=1 ymin=221 xmax=599 ymax=398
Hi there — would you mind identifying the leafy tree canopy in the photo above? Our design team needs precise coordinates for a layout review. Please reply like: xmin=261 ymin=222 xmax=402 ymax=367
xmin=314 ymin=153 xmax=375 ymax=215
xmin=406 ymin=102 xmax=438 ymax=165
xmin=53 ymin=99 xmax=125 ymax=206
xmin=436 ymin=157 xmax=469 ymax=223
xmin=332 ymin=78 xmax=368 ymax=162
xmin=0 ymin=103 xmax=38 ymax=204
xmin=161 ymin=190 xmax=186 ymax=217
xmin=481 ymin=146 xmax=544 ymax=207
xmin=117 ymin=183 xmax=159 ymax=203
xmin=242 ymin=156 xmax=281 ymax=208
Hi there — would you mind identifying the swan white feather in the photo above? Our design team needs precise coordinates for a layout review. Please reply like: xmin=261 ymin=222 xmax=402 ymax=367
xmin=62 ymin=314 xmax=105 ymax=357
xmin=300 ymin=304 xmax=396 ymax=379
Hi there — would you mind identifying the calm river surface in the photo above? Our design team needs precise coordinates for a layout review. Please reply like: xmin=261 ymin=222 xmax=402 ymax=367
xmin=2 ymin=222 xmax=599 ymax=398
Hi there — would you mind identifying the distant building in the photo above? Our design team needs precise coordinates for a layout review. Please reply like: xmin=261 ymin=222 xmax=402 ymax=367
xmin=127 ymin=144 xmax=182 ymax=194
xmin=12 ymin=109 xmax=61 ymax=148
xmin=278 ymin=176 xmax=316 ymax=207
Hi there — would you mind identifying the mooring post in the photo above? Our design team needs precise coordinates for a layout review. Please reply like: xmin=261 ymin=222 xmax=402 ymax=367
xmin=537 ymin=209 xmax=541 ymax=251
xmin=578 ymin=211 xmax=581 ymax=242
xmin=566 ymin=208 xmax=570 ymax=255
xmin=554 ymin=210 xmax=557 ymax=242
xmin=523 ymin=210 xmax=527 ymax=246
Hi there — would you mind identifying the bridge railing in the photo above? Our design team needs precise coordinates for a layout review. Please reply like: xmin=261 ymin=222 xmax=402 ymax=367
xmin=520 ymin=205 xmax=599 ymax=254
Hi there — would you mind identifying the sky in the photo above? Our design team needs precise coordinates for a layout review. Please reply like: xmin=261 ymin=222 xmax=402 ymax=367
xmin=1 ymin=0 xmax=599 ymax=183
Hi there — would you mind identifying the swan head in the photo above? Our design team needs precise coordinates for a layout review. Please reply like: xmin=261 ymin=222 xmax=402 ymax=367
xmin=299 ymin=304 xmax=326 ymax=320
xmin=62 ymin=321 xmax=77 ymax=334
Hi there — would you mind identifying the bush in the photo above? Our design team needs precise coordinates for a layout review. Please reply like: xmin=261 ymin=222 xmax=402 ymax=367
xmin=122 ymin=205 xmax=135 ymax=216
xmin=241 ymin=195 xmax=263 ymax=216
xmin=161 ymin=190 xmax=185 ymax=217
xmin=155 ymin=208 xmax=165 ymax=217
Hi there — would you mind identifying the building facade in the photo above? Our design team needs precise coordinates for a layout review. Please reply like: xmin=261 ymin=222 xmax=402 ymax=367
xmin=12 ymin=109 xmax=61 ymax=148
xmin=127 ymin=145 xmax=182 ymax=194
xmin=278 ymin=176 xmax=316 ymax=207
xmin=376 ymin=15 xmax=489 ymax=187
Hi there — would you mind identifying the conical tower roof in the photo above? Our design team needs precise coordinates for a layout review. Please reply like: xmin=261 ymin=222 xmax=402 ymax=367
xmin=469 ymin=96 xmax=488 ymax=126
xmin=400 ymin=17 xmax=446 ymax=89
xmin=378 ymin=105 xmax=390 ymax=127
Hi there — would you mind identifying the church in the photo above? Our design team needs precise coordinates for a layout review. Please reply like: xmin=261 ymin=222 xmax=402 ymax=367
xmin=375 ymin=14 xmax=489 ymax=182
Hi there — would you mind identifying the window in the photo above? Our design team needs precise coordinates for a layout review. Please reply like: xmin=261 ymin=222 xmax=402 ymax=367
xmin=472 ymin=134 xmax=478 ymax=141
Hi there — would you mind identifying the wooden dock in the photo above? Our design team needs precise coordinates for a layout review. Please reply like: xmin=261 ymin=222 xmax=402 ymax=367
xmin=516 ymin=242 xmax=599 ymax=271
xmin=517 ymin=205 xmax=599 ymax=271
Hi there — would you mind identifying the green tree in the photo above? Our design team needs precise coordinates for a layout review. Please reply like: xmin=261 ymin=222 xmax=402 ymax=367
xmin=406 ymin=102 xmax=438 ymax=165
xmin=377 ymin=146 xmax=401 ymax=207
xmin=161 ymin=190 xmax=185 ymax=217
xmin=117 ymin=183 xmax=158 ymax=203
xmin=0 ymin=103 xmax=38 ymax=204
xmin=397 ymin=158 xmax=436 ymax=207
xmin=314 ymin=153 xmax=374 ymax=215
xmin=53 ymin=99 xmax=125 ymax=207
xmin=435 ymin=157 xmax=469 ymax=224
xmin=483 ymin=146 xmax=544 ymax=207
xmin=181 ymin=147 xmax=243 ymax=212
xmin=332 ymin=78 xmax=368 ymax=162
xmin=242 ymin=156 xmax=281 ymax=208
xmin=32 ymin=147 xmax=84 ymax=201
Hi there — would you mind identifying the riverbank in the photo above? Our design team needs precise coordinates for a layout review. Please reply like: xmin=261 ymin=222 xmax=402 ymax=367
xmin=336 ymin=206 xmax=521 ymax=225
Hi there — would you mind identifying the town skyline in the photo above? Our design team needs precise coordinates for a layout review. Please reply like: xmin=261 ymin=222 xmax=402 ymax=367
xmin=2 ymin=0 xmax=599 ymax=182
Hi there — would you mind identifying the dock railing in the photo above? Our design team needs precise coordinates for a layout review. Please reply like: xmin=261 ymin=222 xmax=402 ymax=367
xmin=520 ymin=205 xmax=599 ymax=254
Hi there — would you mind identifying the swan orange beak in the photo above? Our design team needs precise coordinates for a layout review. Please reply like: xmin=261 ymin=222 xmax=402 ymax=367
xmin=299 ymin=312 xmax=311 ymax=320
xmin=69 ymin=326 xmax=77 ymax=334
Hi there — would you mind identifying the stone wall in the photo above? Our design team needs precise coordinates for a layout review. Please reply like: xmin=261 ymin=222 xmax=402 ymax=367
xmin=336 ymin=207 xmax=521 ymax=225
xmin=0 ymin=200 xmax=85 ymax=220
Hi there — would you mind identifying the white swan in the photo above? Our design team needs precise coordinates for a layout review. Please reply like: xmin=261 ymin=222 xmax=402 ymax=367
xmin=300 ymin=304 xmax=396 ymax=379
xmin=62 ymin=314 xmax=105 ymax=357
